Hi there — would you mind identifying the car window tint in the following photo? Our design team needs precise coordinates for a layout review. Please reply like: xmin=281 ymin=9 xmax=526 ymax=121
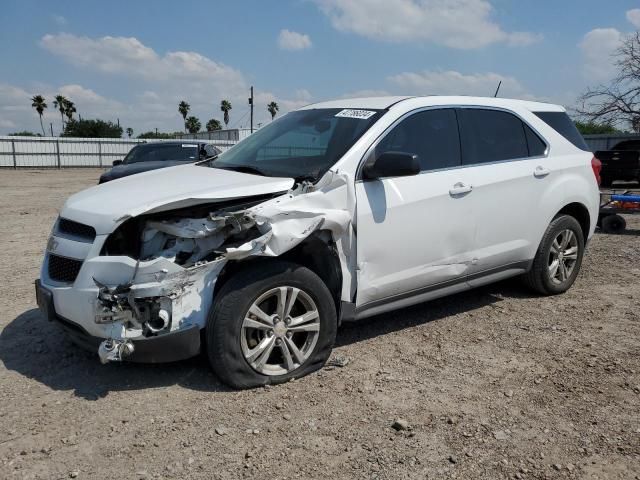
xmin=523 ymin=123 xmax=547 ymax=156
xmin=376 ymin=109 xmax=461 ymax=171
xmin=534 ymin=111 xmax=590 ymax=151
xmin=124 ymin=144 xmax=199 ymax=164
xmin=458 ymin=109 xmax=529 ymax=165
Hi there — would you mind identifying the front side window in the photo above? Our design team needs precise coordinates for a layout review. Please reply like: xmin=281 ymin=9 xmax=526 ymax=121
xmin=376 ymin=108 xmax=461 ymax=171
xmin=458 ymin=109 xmax=529 ymax=165
xmin=208 ymin=108 xmax=384 ymax=181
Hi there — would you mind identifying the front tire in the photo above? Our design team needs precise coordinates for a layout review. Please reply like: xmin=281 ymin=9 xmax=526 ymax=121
xmin=206 ymin=260 xmax=337 ymax=389
xmin=523 ymin=215 xmax=585 ymax=295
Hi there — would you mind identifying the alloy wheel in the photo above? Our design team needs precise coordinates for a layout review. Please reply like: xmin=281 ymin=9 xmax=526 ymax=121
xmin=548 ymin=229 xmax=579 ymax=285
xmin=240 ymin=286 xmax=320 ymax=376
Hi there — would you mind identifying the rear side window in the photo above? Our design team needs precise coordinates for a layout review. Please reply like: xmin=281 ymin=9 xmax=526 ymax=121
xmin=523 ymin=123 xmax=547 ymax=156
xmin=458 ymin=109 xmax=528 ymax=165
xmin=376 ymin=108 xmax=461 ymax=171
xmin=533 ymin=111 xmax=590 ymax=151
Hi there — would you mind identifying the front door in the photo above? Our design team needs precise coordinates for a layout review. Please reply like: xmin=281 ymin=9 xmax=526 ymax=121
xmin=355 ymin=108 xmax=477 ymax=307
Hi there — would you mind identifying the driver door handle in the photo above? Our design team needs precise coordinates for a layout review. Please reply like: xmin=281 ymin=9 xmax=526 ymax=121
xmin=534 ymin=166 xmax=551 ymax=178
xmin=449 ymin=182 xmax=473 ymax=196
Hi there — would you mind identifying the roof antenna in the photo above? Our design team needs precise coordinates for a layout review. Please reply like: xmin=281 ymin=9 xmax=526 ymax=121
xmin=493 ymin=80 xmax=502 ymax=98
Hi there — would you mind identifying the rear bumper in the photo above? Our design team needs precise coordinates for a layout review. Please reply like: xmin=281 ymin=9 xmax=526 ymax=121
xmin=35 ymin=279 xmax=201 ymax=363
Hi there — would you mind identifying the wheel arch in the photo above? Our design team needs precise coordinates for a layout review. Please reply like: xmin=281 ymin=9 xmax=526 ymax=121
xmin=554 ymin=202 xmax=591 ymax=241
xmin=212 ymin=230 xmax=343 ymax=315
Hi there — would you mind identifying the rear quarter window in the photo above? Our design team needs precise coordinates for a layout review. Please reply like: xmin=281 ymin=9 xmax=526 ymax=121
xmin=533 ymin=111 xmax=590 ymax=151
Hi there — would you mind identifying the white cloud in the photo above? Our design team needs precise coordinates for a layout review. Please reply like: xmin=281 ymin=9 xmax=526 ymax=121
xmin=277 ymin=29 xmax=312 ymax=50
xmin=627 ymin=9 xmax=640 ymax=28
xmin=13 ymin=33 xmax=311 ymax=134
xmin=579 ymin=28 xmax=623 ymax=81
xmin=313 ymin=0 xmax=541 ymax=49
xmin=52 ymin=14 xmax=67 ymax=27
xmin=387 ymin=70 xmax=530 ymax=98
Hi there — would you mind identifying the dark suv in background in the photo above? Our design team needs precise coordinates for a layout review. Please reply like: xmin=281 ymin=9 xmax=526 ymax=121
xmin=99 ymin=141 xmax=221 ymax=183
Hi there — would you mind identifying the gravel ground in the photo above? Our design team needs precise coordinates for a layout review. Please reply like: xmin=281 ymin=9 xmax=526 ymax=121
xmin=0 ymin=169 xmax=639 ymax=480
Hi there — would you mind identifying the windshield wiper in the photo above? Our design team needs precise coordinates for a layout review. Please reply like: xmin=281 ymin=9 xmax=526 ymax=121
xmin=214 ymin=165 xmax=268 ymax=177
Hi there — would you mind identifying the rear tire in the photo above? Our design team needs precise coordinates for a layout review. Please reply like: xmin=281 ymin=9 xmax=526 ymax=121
xmin=523 ymin=215 xmax=585 ymax=295
xmin=206 ymin=260 xmax=337 ymax=389
xmin=601 ymin=214 xmax=626 ymax=234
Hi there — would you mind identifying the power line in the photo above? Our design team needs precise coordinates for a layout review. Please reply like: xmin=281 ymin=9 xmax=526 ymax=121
xmin=230 ymin=109 xmax=249 ymax=129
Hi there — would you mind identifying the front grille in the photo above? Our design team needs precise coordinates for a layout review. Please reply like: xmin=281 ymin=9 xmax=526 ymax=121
xmin=48 ymin=254 xmax=83 ymax=283
xmin=57 ymin=218 xmax=96 ymax=242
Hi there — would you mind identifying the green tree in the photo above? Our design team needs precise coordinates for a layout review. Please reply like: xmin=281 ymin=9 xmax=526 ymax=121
xmin=63 ymin=100 xmax=76 ymax=122
xmin=574 ymin=121 xmax=620 ymax=135
xmin=206 ymin=118 xmax=222 ymax=132
xmin=220 ymin=100 xmax=232 ymax=127
xmin=8 ymin=131 xmax=41 ymax=137
xmin=137 ymin=131 xmax=175 ymax=139
xmin=185 ymin=116 xmax=201 ymax=134
xmin=178 ymin=100 xmax=190 ymax=132
xmin=126 ymin=127 xmax=134 ymax=138
xmin=267 ymin=101 xmax=279 ymax=121
xmin=53 ymin=95 xmax=68 ymax=133
xmin=31 ymin=95 xmax=47 ymax=136
xmin=62 ymin=118 xmax=123 ymax=138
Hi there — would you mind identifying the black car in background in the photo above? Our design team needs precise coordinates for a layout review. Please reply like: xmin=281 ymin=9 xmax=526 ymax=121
xmin=99 ymin=141 xmax=222 ymax=183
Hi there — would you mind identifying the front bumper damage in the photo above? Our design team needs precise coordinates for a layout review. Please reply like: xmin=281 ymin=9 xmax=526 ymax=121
xmin=35 ymin=279 xmax=202 ymax=362
xmin=37 ymin=172 xmax=354 ymax=364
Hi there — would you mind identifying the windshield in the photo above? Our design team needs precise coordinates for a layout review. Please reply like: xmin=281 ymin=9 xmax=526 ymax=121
xmin=207 ymin=108 xmax=384 ymax=180
xmin=124 ymin=143 xmax=203 ymax=164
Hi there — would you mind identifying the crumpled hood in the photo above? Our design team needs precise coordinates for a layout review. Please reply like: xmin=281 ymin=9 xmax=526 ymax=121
xmin=62 ymin=163 xmax=295 ymax=234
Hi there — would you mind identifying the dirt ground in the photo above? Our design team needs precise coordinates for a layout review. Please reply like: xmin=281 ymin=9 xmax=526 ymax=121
xmin=0 ymin=169 xmax=638 ymax=480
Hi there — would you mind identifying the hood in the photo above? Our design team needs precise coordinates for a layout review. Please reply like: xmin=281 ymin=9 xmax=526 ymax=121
xmin=63 ymin=164 xmax=295 ymax=234
xmin=100 ymin=160 xmax=188 ymax=181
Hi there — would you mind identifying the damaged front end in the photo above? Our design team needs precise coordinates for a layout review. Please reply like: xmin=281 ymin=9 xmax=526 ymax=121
xmin=90 ymin=174 xmax=352 ymax=363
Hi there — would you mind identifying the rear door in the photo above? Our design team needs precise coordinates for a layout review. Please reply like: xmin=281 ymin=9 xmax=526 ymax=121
xmin=455 ymin=107 xmax=550 ymax=279
xmin=355 ymin=108 xmax=477 ymax=307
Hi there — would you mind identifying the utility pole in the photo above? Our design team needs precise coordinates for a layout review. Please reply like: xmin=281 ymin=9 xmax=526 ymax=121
xmin=49 ymin=123 xmax=54 ymax=137
xmin=249 ymin=86 xmax=254 ymax=133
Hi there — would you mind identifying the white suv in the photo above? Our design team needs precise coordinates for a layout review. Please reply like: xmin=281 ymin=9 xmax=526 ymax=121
xmin=35 ymin=96 xmax=601 ymax=389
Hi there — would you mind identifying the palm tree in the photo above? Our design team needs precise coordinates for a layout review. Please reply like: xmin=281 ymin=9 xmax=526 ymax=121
xmin=63 ymin=100 xmax=76 ymax=122
xmin=206 ymin=119 xmax=222 ymax=132
xmin=220 ymin=100 xmax=232 ymax=127
xmin=267 ymin=101 xmax=279 ymax=121
xmin=185 ymin=116 xmax=201 ymax=134
xmin=178 ymin=101 xmax=190 ymax=132
xmin=126 ymin=127 xmax=133 ymax=138
xmin=53 ymin=95 xmax=68 ymax=133
xmin=31 ymin=95 xmax=47 ymax=136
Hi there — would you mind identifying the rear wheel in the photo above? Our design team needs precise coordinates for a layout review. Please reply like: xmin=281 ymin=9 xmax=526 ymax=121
xmin=206 ymin=261 xmax=337 ymax=389
xmin=523 ymin=215 xmax=585 ymax=295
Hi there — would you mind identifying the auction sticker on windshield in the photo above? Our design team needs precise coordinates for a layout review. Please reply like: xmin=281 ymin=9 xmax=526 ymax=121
xmin=335 ymin=109 xmax=377 ymax=120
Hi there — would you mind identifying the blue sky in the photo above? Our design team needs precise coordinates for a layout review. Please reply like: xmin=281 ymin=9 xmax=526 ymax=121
xmin=1 ymin=0 xmax=639 ymax=135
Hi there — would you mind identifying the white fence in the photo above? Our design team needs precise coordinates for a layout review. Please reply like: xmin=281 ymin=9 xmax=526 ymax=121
xmin=0 ymin=135 xmax=239 ymax=168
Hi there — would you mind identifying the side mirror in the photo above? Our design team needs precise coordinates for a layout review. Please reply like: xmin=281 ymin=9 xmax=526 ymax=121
xmin=362 ymin=151 xmax=420 ymax=180
xmin=112 ymin=159 xmax=123 ymax=166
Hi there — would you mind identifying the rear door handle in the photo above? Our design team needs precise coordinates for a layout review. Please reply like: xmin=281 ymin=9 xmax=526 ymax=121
xmin=534 ymin=166 xmax=551 ymax=178
xmin=449 ymin=182 xmax=473 ymax=196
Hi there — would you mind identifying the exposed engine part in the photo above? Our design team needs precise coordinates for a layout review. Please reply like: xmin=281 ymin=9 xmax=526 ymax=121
xmin=94 ymin=279 xmax=173 ymax=336
xmin=140 ymin=211 xmax=258 ymax=267
xmin=147 ymin=308 xmax=170 ymax=333
xmin=98 ymin=338 xmax=135 ymax=363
